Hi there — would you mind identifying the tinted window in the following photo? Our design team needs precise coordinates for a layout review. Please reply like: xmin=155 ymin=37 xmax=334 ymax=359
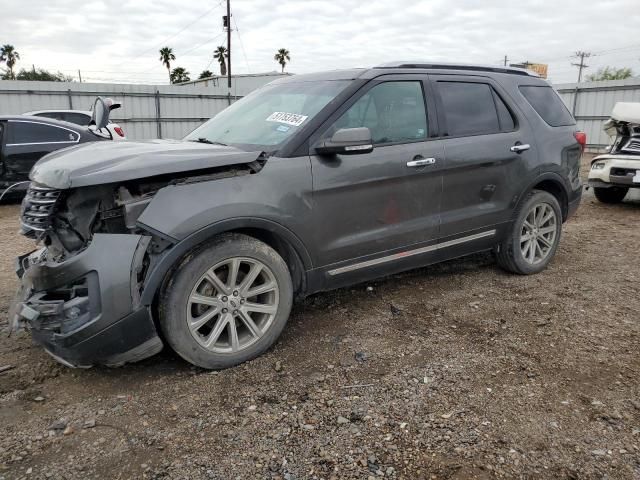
xmin=62 ymin=112 xmax=91 ymax=125
xmin=330 ymin=81 xmax=427 ymax=145
xmin=437 ymin=82 xmax=501 ymax=136
xmin=34 ymin=112 xmax=91 ymax=126
xmin=519 ymin=85 xmax=575 ymax=127
xmin=7 ymin=121 xmax=79 ymax=144
xmin=33 ymin=112 xmax=64 ymax=121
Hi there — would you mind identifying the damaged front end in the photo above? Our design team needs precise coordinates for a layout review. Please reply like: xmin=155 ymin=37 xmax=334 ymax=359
xmin=12 ymin=181 xmax=166 ymax=367
xmin=588 ymin=102 xmax=640 ymax=189
xmin=12 ymin=152 xmax=265 ymax=367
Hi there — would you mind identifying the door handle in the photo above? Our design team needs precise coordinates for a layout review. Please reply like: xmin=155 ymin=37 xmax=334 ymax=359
xmin=407 ymin=157 xmax=436 ymax=167
xmin=510 ymin=143 xmax=531 ymax=153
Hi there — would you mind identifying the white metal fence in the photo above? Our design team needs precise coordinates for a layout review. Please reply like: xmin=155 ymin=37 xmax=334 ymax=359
xmin=555 ymin=77 xmax=640 ymax=151
xmin=0 ymin=77 xmax=280 ymax=140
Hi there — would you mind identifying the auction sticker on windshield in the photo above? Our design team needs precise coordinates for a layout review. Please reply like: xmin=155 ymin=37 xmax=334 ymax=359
xmin=266 ymin=112 xmax=308 ymax=127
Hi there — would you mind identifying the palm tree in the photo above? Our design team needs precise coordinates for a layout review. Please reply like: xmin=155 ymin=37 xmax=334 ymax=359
xmin=170 ymin=67 xmax=190 ymax=84
xmin=0 ymin=45 xmax=20 ymax=79
xmin=213 ymin=46 xmax=228 ymax=76
xmin=274 ymin=48 xmax=290 ymax=73
xmin=198 ymin=70 xmax=213 ymax=79
xmin=159 ymin=47 xmax=176 ymax=83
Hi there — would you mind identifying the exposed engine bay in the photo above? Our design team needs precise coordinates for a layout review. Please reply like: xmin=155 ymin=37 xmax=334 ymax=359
xmin=22 ymin=159 xmax=266 ymax=260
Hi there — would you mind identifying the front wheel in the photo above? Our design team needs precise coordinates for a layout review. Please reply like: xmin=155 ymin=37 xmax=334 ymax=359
xmin=496 ymin=190 xmax=562 ymax=275
xmin=159 ymin=233 xmax=293 ymax=369
xmin=593 ymin=186 xmax=628 ymax=204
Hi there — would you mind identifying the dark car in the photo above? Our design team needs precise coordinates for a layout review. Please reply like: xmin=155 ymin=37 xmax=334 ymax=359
xmin=0 ymin=115 xmax=108 ymax=196
xmin=11 ymin=62 xmax=584 ymax=370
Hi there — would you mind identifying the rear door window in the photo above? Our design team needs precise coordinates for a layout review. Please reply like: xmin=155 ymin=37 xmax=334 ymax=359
xmin=436 ymin=81 xmax=507 ymax=136
xmin=519 ymin=85 xmax=575 ymax=126
xmin=7 ymin=121 xmax=80 ymax=144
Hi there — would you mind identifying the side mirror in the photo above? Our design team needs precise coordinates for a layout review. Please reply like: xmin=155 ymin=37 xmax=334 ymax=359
xmin=315 ymin=127 xmax=374 ymax=155
xmin=90 ymin=97 xmax=110 ymax=130
xmin=105 ymin=98 xmax=122 ymax=111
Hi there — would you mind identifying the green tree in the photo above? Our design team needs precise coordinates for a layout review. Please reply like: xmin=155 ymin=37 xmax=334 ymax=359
xmin=159 ymin=47 xmax=176 ymax=83
xmin=586 ymin=66 xmax=633 ymax=82
xmin=15 ymin=68 xmax=73 ymax=82
xmin=170 ymin=67 xmax=190 ymax=84
xmin=0 ymin=44 xmax=20 ymax=79
xmin=213 ymin=46 xmax=228 ymax=76
xmin=198 ymin=70 xmax=213 ymax=79
xmin=274 ymin=48 xmax=290 ymax=73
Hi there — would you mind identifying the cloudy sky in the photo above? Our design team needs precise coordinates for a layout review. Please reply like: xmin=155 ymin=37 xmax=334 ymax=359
xmin=3 ymin=0 xmax=640 ymax=85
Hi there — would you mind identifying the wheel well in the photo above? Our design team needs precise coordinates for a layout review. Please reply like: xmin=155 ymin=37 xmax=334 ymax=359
xmin=531 ymin=179 xmax=568 ymax=221
xmin=231 ymin=227 xmax=307 ymax=298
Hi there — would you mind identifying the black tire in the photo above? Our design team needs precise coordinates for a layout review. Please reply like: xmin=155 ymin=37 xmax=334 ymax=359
xmin=159 ymin=233 xmax=293 ymax=369
xmin=593 ymin=186 xmax=628 ymax=204
xmin=496 ymin=190 xmax=562 ymax=275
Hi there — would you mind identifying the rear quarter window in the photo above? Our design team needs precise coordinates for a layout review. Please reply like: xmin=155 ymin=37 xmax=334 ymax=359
xmin=519 ymin=85 xmax=575 ymax=127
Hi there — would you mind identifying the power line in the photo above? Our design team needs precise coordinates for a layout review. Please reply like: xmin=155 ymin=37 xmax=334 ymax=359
xmin=114 ymin=1 xmax=224 ymax=67
xmin=233 ymin=15 xmax=251 ymax=73
xmin=180 ymin=32 xmax=226 ymax=57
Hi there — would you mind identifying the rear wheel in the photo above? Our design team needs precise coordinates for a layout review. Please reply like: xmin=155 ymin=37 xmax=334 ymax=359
xmin=496 ymin=190 xmax=562 ymax=275
xmin=593 ymin=186 xmax=628 ymax=204
xmin=159 ymin=233 xmax=293 ymax=369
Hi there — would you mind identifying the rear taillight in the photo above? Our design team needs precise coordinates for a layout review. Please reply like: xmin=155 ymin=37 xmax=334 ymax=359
xmin=574 ymin=131 xmax=586 ymax=150
xmin=114 ymin=126 xmax=125 ymax=137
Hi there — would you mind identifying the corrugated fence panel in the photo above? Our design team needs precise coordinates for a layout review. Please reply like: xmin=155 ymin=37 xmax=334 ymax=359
xmin=3 ymin=76 xmax=640 ymax=147
xmin=0 ymin=79 xmax=246 ymax=140
xmin=555 ymin=78 xmax=640 ymax=151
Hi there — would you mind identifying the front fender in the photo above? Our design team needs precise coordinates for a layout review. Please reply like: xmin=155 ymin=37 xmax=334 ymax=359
xmin=138 ymin=217 xmax=313 ymax=306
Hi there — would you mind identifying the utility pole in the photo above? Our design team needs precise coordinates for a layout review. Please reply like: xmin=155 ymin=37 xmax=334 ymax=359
xmin=571 ymin=51 xmax=592 ymax=83
xmin=226 ymin=0 xmax=231 ymax=95
xmin=503 ymin=55 xmax=509 ymax=67
xmin=78 ymin=69 xmax=82 ymax=83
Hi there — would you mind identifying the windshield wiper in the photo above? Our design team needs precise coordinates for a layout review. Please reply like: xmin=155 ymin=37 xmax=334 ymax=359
xmin=189 ymin=137 xmax=228 ymax=146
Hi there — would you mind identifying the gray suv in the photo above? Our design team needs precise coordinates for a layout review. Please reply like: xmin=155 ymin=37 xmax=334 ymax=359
xmin=12 ymin=62 xmax=583 ymax=369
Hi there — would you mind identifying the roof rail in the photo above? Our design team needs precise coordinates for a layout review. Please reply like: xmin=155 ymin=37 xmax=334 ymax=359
xmin=374 ymin=61 xmax=538 ymax=77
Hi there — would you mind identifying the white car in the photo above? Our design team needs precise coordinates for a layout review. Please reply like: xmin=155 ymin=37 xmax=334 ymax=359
xmin=588 ymin=102 xmax=640 ymax=203
xmin=23 ymin=109 xmax=126 ymax=141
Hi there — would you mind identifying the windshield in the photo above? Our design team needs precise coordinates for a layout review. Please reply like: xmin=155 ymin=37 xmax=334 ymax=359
xmin=184 ymin=80 xmax=349 ymax=150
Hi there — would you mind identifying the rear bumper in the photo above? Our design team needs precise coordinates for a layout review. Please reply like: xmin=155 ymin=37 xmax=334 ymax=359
xmin=12 ymin=234 xmax=163 ymax=367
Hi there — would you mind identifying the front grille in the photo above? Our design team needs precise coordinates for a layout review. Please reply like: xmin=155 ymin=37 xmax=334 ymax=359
xmin=621 ymin=138 xmax=640 ymax=154
xmin=21 ymin=184 xmax=62 ymax=236
xmin=610 ymin=167 xmax=635 ymax=177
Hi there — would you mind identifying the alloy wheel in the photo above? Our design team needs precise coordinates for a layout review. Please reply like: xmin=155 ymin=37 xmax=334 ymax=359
xmin=186 ymin=257 xmax=279 ymax=353
xmin=519 ymin=202 xmax=558 ymax=265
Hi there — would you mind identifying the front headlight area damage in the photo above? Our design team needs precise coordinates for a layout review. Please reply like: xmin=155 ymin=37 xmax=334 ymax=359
xmin=14 ymin=161 xmax=265 ymax=367
xmin=22 ymin=181 xmax=162 ymax=257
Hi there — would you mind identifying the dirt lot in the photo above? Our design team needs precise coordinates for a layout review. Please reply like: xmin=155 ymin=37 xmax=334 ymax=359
xmin=0 ymin=156 xmax=639 ymax=480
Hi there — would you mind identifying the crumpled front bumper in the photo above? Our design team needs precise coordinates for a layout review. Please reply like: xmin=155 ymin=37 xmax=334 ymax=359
xmin=11 ymin=234 xmax=163 ymax=368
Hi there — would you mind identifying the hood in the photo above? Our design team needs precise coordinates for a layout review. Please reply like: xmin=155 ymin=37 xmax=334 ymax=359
xmin=30 ymin=140 xmax=263 ymax=189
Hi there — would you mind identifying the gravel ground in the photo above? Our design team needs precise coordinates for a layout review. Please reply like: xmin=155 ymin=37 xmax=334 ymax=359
xmin=0 ymin=155 xmax=639 ymax=480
